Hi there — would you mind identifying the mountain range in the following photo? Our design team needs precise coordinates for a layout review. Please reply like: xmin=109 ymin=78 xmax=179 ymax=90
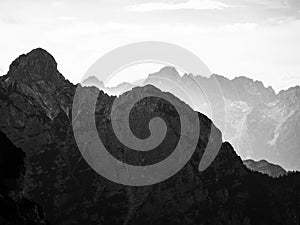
xmin=0 ymin=48 xmax=300 ymax=225
xmin=83 ymin=66 xmax=300 ymax=171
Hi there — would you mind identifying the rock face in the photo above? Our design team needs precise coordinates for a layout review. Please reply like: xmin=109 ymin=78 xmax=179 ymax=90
xmin=204 ymin=76 xmax=300 ymax=171
xmin=243 ymin=159 xmax=287 ymax=177
xmin=0 ymin=49 xmax=300 ymax=225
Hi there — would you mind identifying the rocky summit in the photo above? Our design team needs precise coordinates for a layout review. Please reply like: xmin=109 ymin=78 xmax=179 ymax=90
xmin=0 ymin=49 xmax=300 ymax=225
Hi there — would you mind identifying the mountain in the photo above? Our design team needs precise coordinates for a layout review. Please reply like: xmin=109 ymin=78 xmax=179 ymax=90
xmin=127 ymin=66 xmax=300 ymax=171
xmin=243 ymin=159 xmax=287 ymax=178
xmin=0 ymin=49 xmax=300 ymax=225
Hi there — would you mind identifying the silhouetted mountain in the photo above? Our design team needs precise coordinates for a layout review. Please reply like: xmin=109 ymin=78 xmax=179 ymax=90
xmin=0 ymin=129 xmax=48 ymax=225
xmin=243 ymin=159 xmax=287 ymax=177
xmin=0 ymin=49 xmax=300 ymax=225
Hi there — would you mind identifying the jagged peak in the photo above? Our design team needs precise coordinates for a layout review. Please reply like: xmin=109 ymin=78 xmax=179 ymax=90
xmin=211 ymin=73 xmax=229 ymax=80
xmin=158 ymin=66 xmax=179 ymax=74
xmin=149 ymin=66 xmax=181 ymax=80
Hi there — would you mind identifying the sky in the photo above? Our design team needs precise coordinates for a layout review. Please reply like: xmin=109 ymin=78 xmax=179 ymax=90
xmin=0 ymin=0 xmax=300 ymax=92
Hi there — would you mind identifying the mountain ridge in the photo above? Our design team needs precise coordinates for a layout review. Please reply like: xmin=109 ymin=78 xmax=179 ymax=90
xmin=7 ymin=50 xmax=298 ymax=170
xmin=0 ymin=48 xmax=300 ymax=224
xmin=84 ymin=66 xmax=300 ymax=170
xmin=84 ymin=66 xmax=300 ymax=98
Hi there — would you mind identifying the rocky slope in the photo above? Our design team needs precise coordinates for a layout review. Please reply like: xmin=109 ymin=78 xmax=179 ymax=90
xmin=0 ymin=49 xmax=299 ymax=225
xmin=243 ymin=159 xmax=287 ymax=177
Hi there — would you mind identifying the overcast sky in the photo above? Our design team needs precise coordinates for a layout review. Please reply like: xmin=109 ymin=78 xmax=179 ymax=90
xmin=0 ymin=0 xmax=299 ymax=92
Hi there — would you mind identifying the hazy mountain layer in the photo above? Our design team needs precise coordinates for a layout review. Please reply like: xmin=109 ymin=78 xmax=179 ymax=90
xmin=89 ymin=66 xmax=300 ymax=171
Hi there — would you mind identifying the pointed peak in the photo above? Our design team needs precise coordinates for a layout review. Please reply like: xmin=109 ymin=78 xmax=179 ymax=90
xmin=9 ymin=48 xmax=57 ymax=71
xmin=7 ymin=48 xmax=66 ymax=87
xmin=158 ymin=66 xmax=179 ymax=73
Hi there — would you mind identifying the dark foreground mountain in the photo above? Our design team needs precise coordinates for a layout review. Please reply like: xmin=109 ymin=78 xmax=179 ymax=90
xmin=0 ymin=48 xmax=300 ymax=225
xmin=0 ymin=130 xmax=48 ymax=225
xmin=243 ymin=159 xmax=287 ymax=178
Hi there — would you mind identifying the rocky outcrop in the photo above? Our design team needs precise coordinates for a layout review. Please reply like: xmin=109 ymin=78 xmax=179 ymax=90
xmin=0 ymin=49 xmax=299 ymax=225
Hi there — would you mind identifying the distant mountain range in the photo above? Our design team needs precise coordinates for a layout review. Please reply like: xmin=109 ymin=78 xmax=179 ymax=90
xmin=0 ymin=48 xmax=300 ymax=224
xmin=243 ymin=159 xmax=287 ymax=178
xmin=83 ymin=67 xmax=300 ymax=171
xmin=82 ymin=76 xmax=134 ymax=96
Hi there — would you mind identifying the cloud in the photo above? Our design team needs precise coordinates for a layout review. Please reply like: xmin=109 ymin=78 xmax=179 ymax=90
xmin=0 ymin=0 xmax=299 ymax=92
xmin=57 ymin=16 xmax=77 ymax=21
xmin=51 ymin=0 xmax=65 ymax=8
xmin=285 ymin=0 xmax=300 ymax=9
xmin=1 ymin=17 xmax=21 ymax=25
xmin=220 ymin=22 xmax=258 ymax=31
xmin=239 ymin=0 xmax=288 ymax=9
xmin=126 ymin=0 xmax=233 ymax=12
xmin=266 ymin=16 xmax=295 ymax=25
